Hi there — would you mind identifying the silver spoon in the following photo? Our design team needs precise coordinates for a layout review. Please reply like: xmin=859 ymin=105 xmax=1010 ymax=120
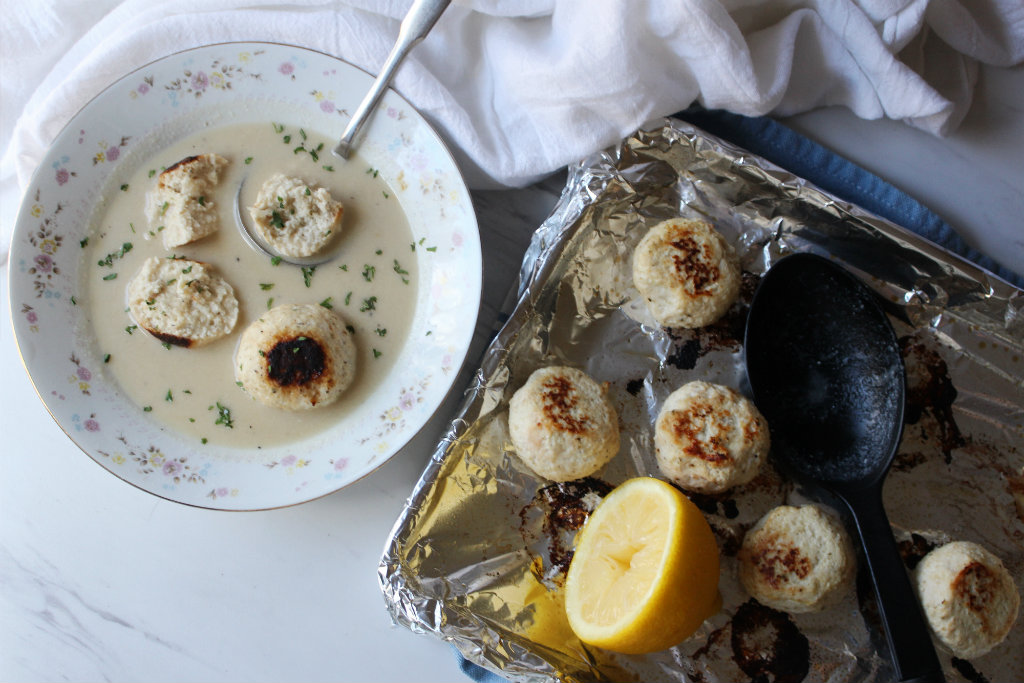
xmin=236 ymin=0 xmax=451 ymax=265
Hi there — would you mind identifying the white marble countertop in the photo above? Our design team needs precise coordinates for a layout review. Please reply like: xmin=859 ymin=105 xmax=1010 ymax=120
xmin=2 ymin=62 xmax=1022 ymax=682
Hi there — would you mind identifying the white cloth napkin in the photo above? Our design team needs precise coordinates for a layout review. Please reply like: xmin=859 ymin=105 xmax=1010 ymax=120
xmin=2 ymin=0 xmax=1023 ymax=253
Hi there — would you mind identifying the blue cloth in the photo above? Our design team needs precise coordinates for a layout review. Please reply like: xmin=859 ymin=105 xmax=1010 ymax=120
xmin=677 ymin=108 xmax=1024 ymax=289
xmin=454 ymin=645 xmax=507 ymax=683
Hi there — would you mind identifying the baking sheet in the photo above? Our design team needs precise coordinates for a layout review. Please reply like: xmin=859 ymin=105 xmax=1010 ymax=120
xmin=379 ymin=118 xmax=1024 ymax=682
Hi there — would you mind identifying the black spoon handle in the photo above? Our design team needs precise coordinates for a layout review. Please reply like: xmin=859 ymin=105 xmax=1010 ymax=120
xmin=840 ymin=486 xmax=945 ymax=683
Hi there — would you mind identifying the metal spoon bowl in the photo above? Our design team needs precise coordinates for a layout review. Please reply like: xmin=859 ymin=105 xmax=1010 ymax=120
xmin=235 ymin=0 xmax=451 ymax=266
xmin=744 ymin=253 xmax=945 ymax=683
xmin=233 ymin=180 xmax=341 ymax=267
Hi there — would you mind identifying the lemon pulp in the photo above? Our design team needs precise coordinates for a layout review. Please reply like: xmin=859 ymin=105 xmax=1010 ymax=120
xmin=564 ymin=476 xmax=721 ymax=654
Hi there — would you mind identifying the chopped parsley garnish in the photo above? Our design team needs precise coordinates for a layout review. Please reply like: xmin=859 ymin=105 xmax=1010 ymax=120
xmin=98 ymin=242 xmax=133 ymax=267
xmin=102 ymin=273 xmax=117 ymax=281
xmin=372 ymin=349 xmax=382 ymax=359
xmin=259 ymin=283 xmax=274 ymax=291
xmin=270 ymin=256 xmax=282 ymax=266
xmin=211 ymin=402 xmax=234 ymax=429
xmin=375 ymin=326 xmax=387 ymax=336
xmin=393 ymin=260 xmax=410 ymax=284
xmin=165 ymin=390 xmax=173 ymax=402
xmin=103 ymin=354 xmax=111 ymax=363
xmin=125 ymin=325 xmax=137 ymax=335
xmin=360 ymin=296 xmax=377 ymax=312
xmin=319 ymin=297 xmax=333 ymax=309
xmin=301 ymin=266 xmax=316 ymax=287
xmin=361 ymin=264 xmax=375 ymax=282
xmin=80 ymin=238 xmax=89 ymax=248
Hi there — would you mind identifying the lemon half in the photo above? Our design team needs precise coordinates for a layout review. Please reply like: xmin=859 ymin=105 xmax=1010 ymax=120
xmin=564 ymin=477 xmax=721 ymax=654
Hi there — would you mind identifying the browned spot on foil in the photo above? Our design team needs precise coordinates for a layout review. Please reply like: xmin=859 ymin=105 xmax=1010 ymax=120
xmin=519 ymin=478 xmax=613 ymax=575
xmin=540 ymin=375 xmax=588 ymax=434
xmin=666 ymin=337 xmax=702 ymax=370
xmin=730 ymin=599 xmax=810 ymax=683
xmin=898 ymin=533 xmax=938 ymax=570
xmin=900 ymin=335 xmax=965 ymax=463
xmin=952 ymin=657 xmax=992 ymax=683
xmin=625 ymin=377 xmax=645 ymax=396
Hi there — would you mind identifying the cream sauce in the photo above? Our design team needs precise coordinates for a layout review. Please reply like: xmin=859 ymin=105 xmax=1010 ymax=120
xmin=83 ymin=123 xmax=418 ymax=450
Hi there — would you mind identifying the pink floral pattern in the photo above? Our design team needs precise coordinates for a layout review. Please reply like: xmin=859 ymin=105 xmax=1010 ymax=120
xmin=23 ymin=188 xmax=64 ymax=298
xmin=93 ymin=137 xmax=129 ymax=165
xmin=10 ymin=43 xmax=476 ymax=510
xmin=310 ymin=89 xmax=347 ymax=117
xmin=97 ymin=436 xmax=206 ymax=485
xmin=159 ymin=52 xmax=265 ymax=99
xmin=361 ymin=378 xmax=432 ymax=445
xmin=265 ymin=454 xmax=311 ymax=472
xmin=69 ymin=354 xmax=92 ymax=395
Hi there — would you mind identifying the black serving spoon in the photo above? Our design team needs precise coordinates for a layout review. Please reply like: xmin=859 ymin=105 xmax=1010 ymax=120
xmin=744 ymin=252 xmax=944 ymax=683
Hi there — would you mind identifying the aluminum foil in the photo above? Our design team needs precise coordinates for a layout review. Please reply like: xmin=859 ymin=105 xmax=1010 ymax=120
xmin=379 ymin=119 xmax=1024 ymax=683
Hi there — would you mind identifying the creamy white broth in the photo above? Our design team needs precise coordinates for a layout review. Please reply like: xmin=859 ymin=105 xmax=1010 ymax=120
xmin=83 ymin=122 xmax=418 ymax=450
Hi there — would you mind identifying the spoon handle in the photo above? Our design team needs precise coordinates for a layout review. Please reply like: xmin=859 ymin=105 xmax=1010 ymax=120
xmin=841 ymin=487 xmax=945 ymax=683
xmin=333 ymin=0 xmax=451 ymax=158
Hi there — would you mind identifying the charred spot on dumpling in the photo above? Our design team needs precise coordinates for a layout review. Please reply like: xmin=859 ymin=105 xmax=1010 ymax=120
xmin=266 ymin=336 xmax=327 ymax=387
xmin=148 ymin=329 xmax=194 ymax=348
xmin=235 ymin=304 xmax=356 ymax=410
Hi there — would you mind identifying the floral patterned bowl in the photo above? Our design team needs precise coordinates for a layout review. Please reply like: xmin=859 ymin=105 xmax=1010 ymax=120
xmin=8 ymin=42 xmax=480 ymax=510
